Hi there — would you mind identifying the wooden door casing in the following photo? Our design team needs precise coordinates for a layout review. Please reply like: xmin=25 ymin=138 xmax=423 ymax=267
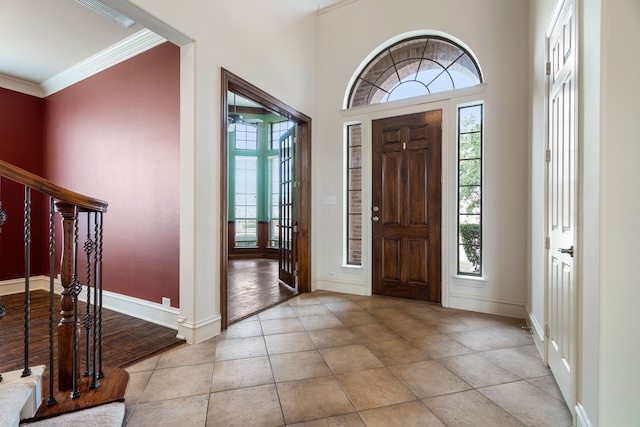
xmin=372 ymin=110 xmax=442 ymax=302
xmin=221 ymin=69 xmax=311 ymax=330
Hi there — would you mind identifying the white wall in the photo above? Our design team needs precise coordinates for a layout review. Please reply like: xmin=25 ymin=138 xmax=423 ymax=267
xmin=121 ymin=0 xmax=319 ymax=343
xmin=599 ymin=0 xmax=640 ymax=424
xmin=579 ymin=0 xmax=602 ymax=423
xmin=316 ymin=0 xmax=530 ymax=317
xmin=529 ymin=0 xmax=640 ymax=424
xmin=527 ymin=0 xmax=555 ymax=354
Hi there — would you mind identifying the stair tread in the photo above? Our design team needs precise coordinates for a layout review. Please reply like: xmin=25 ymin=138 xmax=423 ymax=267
xmin=0 ymin=384 xmax=32 ymax=427
xmin=25 ymin=366 xmax=128 ymax=423
xmin=20 ymin=402 xmax=125 ymax=427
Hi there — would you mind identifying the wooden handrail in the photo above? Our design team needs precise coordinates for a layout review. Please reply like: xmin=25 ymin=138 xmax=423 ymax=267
xmin=0 ymin=158 xmax=125 ymax=417
xmin=0 ymin=159 xmax=108 ymax=213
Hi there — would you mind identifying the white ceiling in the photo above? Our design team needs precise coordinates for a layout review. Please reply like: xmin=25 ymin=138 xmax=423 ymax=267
xmin=0 ymin=0 xmax=143 ymax=84
xmin=0 ymin=0 xmax=350 ymax=87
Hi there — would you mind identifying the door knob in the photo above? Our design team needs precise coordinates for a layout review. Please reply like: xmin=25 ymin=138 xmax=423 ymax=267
xmin=558 ymin=246 xmax=574 ymax=257
xmin=372 ymin=206 xmax=379 ymax=212
xmin=371 ymin=216 xmax=379 ymax=222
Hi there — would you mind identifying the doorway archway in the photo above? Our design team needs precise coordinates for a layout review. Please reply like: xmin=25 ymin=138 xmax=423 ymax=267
xmin=220 ymin=69 xmax=312 ymax=330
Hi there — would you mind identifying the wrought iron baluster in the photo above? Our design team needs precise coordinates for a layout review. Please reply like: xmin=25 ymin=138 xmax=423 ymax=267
xmin=22 ymin=186 xmax=31 ymax=378
xmin=91 ymin=212 xmax=100 ymax=388
xmin=70 ymin=206 xmax=81 ymax=400
xmin=83 ymin=213 xmax=94 ymax=378
xmin=97 ymin=212 xmax=104 ymax=379
xmin=47 ymin=197 xmax=57 ymax=406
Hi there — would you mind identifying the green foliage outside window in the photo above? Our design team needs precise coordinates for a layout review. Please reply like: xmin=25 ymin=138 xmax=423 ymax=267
xmin=458 ymin=104 xmax=482 ymax=275
xmin=459 ymin=223 xmax=481 ymax=270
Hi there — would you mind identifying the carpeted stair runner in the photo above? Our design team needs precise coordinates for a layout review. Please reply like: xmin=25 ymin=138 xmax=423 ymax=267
xmin=19 ymin=403 xmax=125 ymax=427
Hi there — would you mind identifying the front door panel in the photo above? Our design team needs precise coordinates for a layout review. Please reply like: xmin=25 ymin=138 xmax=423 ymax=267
xmin=372 ymin=110 xmax=442 ymax=302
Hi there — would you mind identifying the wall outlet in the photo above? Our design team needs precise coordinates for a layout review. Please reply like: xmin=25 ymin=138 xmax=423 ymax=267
xmin=162 ymin=297 xmax=171 ymax=307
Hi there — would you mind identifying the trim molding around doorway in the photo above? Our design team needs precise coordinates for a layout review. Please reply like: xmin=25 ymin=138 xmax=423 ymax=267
xmin=220 ymin=68 xmax=312 ymax=330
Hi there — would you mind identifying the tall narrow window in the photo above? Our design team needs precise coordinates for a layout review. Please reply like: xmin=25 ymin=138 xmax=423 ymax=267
xmin=235 ymin=156 xmax=258 ymax=247
xmin=457 ymin=104 xmax=483 ymax=275
xmin=267 ymin=155 xmax=280 ymax=248
xmin=347 ymin=124 xmax=362 ymax=265
xmin=233 ymin=123 xmax=259 ymax=247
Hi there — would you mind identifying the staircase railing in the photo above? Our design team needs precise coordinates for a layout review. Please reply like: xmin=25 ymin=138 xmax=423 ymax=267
xmin=0 ymin=158 xmax=108 ymax=408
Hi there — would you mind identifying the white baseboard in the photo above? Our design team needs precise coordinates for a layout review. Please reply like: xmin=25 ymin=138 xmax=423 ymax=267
xmin=1 ymin=276 xmax=179 ymax=331
xmin=314 ymin=277 xmax=367 ymax=296
xmin=100 ymin=288 xmax=179 ymax=331
xmin=527 ymin=307 xmax=546 ymax=360
xmin=177 ymin=315 xmax=221 ymax=345
xmin=575 ymin=403 xmax=593 ymax=427
xmin=448 ymin=291 xmax=527 ymax=318
xmin=0 ymin=276 xmax=52 ymax=296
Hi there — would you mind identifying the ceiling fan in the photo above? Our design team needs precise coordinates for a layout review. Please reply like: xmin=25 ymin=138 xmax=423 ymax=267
xmin=228 ymin=93 xmax=263 ymax=132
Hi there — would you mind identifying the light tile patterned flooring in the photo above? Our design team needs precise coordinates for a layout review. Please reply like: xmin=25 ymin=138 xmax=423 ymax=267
xmin=123 ymin=291 xmax=573 ymax=426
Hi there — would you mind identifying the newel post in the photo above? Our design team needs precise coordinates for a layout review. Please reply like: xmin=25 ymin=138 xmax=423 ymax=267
xmin=54 ymin=202 xmax=80 ymax=393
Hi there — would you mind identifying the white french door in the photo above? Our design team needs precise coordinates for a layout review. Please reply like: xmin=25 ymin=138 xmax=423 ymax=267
xmin=546 ymin=0 xmax=577 ymax=409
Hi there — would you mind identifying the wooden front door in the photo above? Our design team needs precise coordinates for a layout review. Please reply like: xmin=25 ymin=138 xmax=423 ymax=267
xmin=372 ymin=110 xmax=442 ymax=302
xmin=279 ymin=125 xmax=298 ymax=290
xmin=547 ymin=0 xmax=577 ymax=408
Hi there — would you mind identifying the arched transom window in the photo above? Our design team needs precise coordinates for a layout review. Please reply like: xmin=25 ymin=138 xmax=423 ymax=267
xmin=348 ymin=35 xmax=483 ymax=108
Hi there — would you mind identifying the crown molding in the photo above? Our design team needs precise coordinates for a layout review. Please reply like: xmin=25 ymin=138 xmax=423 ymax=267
xmin=41 ymin=28 xmax=165 ymax=97
xmin=318 ymin=0 xmax=359 ymax=15
xmin=0 ymin=75 xmax=44 ymax=98
xmin=0 ymin=29 xmax=165 ymax=98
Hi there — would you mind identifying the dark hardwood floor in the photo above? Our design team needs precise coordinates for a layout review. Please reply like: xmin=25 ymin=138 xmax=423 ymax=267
xmin=228 ymin=258 xmax=297 ymax=324
xmin=0 ymin=290 xmax=184 ymax=375
xmin=1 ymin=290 xmax=183 ymax=421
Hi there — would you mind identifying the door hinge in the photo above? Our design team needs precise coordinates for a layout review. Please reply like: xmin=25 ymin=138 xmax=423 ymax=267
xmin=544 ymin=323 xmax=550 ymax=338
xmin=293 ymin=225 xmax=299 ymax=233
xmin=545 ymin=149 xmax=551 ymax=163
xmin=294 ymin=136 xmax=299 ymax=144
xmin=546 ymin=62 xmax=551 ymax=76
xmin=293 ymin=181 xmax=300 ymax=188
xmin=294 ymin=269 xmax=299 ymax=277
xmin=545 ymin=237 xmax=550 ymax=250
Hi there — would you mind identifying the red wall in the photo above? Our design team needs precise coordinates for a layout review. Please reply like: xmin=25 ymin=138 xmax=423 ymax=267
xmin=43 ymin=43 xmax=180 ymax=306
xmin=0 ymin=88 xmax=45 ymax=280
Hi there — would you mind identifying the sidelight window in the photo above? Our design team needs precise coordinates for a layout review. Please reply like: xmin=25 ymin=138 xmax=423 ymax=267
xmin=346 ymin=124 xmax=363 ymax=265
xmin=457 ymin=103 xmax=483 ymax=275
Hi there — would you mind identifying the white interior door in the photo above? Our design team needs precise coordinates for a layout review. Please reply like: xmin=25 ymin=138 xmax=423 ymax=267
xmin=547 ymin=0 xmax=577 ymax=409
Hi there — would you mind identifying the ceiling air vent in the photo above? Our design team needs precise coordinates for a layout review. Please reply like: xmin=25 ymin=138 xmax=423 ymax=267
xmin=75 ymin=0 xmax=136 ymax=28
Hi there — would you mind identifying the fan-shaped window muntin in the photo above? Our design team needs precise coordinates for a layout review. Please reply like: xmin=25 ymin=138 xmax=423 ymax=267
xmin=348 ymin=36 xmax=482 ymax=107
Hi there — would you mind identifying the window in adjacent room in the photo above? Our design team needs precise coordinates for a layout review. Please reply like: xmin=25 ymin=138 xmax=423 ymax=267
xmin=232 ymin=123 xmax=259 ymax=247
